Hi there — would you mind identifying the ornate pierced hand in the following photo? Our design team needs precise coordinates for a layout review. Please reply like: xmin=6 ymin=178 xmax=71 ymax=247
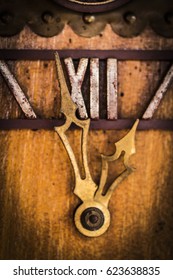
xmin=54 ymin=53 xmax=139 ymax=237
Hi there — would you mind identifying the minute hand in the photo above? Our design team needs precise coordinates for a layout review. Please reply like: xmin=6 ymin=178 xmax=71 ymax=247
xmin=54 ymin=53 xmax=97 ymax=202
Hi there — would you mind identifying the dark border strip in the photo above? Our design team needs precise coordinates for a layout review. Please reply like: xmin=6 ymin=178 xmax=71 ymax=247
xmin=53 ymin=0 xmax=131 ymax=13
xmin=0 ymin=119 xmax=172 ymax=130
xmin=0 ymin=50 xmax=173 ymax=61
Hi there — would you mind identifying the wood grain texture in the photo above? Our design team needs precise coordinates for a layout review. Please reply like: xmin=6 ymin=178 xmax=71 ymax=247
xmin=0 ymin=25 xmax=173 ymax=260
xmin=0 ymin=25 xmax=173 ymax=50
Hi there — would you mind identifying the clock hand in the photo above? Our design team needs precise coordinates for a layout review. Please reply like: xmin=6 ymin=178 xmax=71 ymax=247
xmin=54 ymin=53 xmax=97 ymax=202
xmin=95 ymin=119 xmax=139 ymax=207
xmin=75 ymin=119 xmax=138 ymax=237
xmin=54 ymin=52 xmax=138 ymax=237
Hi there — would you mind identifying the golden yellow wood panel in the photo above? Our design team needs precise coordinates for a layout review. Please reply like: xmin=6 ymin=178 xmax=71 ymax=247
xmin=0 ymin=130 xmax=173 ymax=259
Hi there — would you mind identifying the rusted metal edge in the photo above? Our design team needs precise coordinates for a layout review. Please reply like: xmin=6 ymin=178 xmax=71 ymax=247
xmin=0 ymin=119 xmax=172 ymax=130
xmin=0 ymin=50 xmax=173 ymax=61
xmin=53 ymin=0 xmax=131 ymax=13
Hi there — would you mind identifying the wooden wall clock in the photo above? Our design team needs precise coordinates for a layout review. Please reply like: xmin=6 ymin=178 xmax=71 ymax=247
xmin=0 ymin=0 xmax=173 ymax=259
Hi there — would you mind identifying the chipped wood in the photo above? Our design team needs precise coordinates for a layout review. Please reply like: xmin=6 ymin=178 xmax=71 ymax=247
xmin=90 ymin=58 xmax=99 ymax=119
xmin=0 ymin=60 xmax=37 ymax=119
xmin=64 ymin=57 xmax=88 ymax=119
xmin=107 ymin=59 xmax=118 ymax=119
xmin=143 ymin=64 xmax=173 ymax=119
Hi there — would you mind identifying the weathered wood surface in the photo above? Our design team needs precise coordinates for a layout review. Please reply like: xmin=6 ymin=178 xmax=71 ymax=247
xmin=0 ymin=26 xmax=173 ymax=259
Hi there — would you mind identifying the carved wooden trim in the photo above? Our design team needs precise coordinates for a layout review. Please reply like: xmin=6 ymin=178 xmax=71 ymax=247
xmin=0 ymin=0 xmax=173 ymax=38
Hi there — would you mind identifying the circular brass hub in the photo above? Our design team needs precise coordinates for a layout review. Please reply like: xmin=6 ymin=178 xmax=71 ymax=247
xmin=74 ymin=201 xmax=110 ymax=237
xmin=81 ymin=207 xmax=105 ymax=231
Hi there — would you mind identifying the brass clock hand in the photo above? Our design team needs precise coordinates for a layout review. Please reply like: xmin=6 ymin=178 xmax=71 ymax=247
xmin=54 ymin=53 xmax=97 ymax=202
xmin=95 ymin=119 xmax=139 ymax=208
xmin=54 ymin=52 xmax=138 ymax=237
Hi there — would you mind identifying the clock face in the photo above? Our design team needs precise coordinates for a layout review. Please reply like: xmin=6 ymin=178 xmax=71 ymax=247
xmin=53 ymin=0 xmax=131 ymax=12
xmin=0 ymin=0 xmax=173 ymax=260
xmin=61 ymin=0 xmax=118 ymax=4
